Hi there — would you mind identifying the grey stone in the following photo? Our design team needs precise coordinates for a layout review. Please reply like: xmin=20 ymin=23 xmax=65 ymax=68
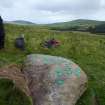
xmin=23 ymin=54 xmax=88 ymax=105
xmin=0 ymin=16 xmax=5 ymax=49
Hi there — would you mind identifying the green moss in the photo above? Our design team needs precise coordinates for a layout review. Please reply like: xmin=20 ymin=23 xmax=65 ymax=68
xmin=0 ymin=79 xmax=32 ymax=105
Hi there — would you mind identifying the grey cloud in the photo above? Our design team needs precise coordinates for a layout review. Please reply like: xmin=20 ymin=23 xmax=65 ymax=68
xmin=33 ymin=0 xmax=101 ymax=14
xmin=0 ymin=0 xmax=14 ymax=8
xmin=0 ymin=0 xmax=105 ymax=23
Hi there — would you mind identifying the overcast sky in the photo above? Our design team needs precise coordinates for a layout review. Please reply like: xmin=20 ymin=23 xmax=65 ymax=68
xmin=0 ymin=0 xmax=105 ymax=24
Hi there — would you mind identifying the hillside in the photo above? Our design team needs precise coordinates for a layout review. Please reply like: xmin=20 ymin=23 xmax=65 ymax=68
xmin=48 ymin=19 xmax=104 ymax=26
xmin=5 ymin=20 xmax=36 ymax=25
xmin=46 ymin=19 xmax=105 ymax=31
xmin=0 ymin=24 xmax=105 ymax=105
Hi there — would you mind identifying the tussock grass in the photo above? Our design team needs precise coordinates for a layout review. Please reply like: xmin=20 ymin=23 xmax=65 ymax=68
xmin=0 ymin=24 xmax=105 ymax=105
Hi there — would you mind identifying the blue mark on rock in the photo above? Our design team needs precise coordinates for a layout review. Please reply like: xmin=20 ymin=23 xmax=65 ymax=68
xmin=36 ymin=56 xmax=81 ymax=86
xmin=64 ymin=66 xmax=72 ymax=76
xmin=54 ymin=65 xmax=81 ymax=86
xmin=55 ymin=79 xmax=64 ymax=86
xmin=65 ymin=69 xmax=72 ymax=76
xmin=73 ymin=68 xmax=81 ymax=77
xmin=55 ymin=66 xmax=64 ymax=77
xmin=56 ymin=70 xmax=64 ymax=77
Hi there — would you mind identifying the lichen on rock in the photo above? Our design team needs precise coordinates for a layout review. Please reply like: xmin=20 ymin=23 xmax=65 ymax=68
xmin=23 ymin=54 xmax=88 ymax=105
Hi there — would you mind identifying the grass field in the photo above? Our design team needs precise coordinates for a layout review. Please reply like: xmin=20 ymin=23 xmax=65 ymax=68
xmin=0 ymin=23 xmax=105 ymax=105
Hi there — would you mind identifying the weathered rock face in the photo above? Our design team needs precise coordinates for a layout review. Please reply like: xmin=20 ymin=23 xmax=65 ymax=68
xmin=0 ymin=64 xmax=29 ymax=96
xmin=23 ymin=54 xmax=88 ymax=105
xmin=24 ymin=54 xmax=87 ymax=105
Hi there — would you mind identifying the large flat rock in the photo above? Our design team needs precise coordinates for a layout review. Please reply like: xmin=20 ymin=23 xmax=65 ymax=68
xmin=23 ymin=54 xmax=88 ymax=105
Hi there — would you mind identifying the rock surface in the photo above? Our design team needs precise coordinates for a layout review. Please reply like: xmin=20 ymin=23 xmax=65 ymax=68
xmin=23 ymin=54 xmax=88 ymax=105
xmin=0 ymin=64 xmax=29 ymax=96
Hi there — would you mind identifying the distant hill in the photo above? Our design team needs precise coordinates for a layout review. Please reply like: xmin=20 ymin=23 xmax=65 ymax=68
xmin=47 ymin=19 xmax=105 ymax=27
xmin=4 ymin=20 xmax=36 ymax=25
xmin=4 ymin=19 xmax=105 ymax=32
xmin=46 ymin=19 xmax=105 ymax=31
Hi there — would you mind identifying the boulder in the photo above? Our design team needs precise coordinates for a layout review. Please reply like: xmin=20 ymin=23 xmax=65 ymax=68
xmin=23 ymin=54 xmax=88 ymax=105
xmin=0 ymin=64 xmax=30 ymax=96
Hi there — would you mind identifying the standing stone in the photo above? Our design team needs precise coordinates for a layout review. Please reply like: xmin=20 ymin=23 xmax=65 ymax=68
xmin=0 ymin=16 xmax=5 ymax=49
xmin=15 ymin=34 xmax=25 ymax=50
xmin=23 ymin=54 xmax=88 ymax=105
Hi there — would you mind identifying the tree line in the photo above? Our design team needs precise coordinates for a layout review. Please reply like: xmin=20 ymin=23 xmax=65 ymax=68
xmin=50 ymin=23 xmax=105 ymax=34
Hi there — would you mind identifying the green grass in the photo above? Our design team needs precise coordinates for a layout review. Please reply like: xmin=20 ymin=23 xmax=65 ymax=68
xmin=0 ymin=23 xmax=105 ymax=105
xmin=0 ymin=79 xmax=32 ymax=105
